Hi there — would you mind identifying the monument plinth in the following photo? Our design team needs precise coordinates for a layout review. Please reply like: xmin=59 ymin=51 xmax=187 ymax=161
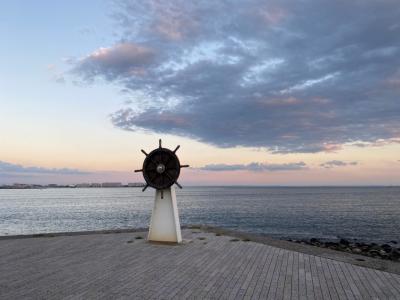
xmin=135 ymin=139 xmax=189 ymax=243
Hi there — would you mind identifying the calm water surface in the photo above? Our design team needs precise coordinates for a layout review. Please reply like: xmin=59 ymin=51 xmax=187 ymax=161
xmin=0 ymin=186 xmax=399 ymax=243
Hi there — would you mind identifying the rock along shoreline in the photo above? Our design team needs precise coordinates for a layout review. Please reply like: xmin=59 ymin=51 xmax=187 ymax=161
xmin=288 ymin=237 xmax=400 ymax=261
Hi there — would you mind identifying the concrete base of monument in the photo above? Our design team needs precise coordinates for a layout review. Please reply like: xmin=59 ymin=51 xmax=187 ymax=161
xmin=147 ymin=186 xmax=182 ymax=243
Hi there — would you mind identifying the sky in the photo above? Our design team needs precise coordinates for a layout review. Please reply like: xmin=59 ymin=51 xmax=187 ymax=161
xmin=1 ymin=0 xmax=400 ymax=186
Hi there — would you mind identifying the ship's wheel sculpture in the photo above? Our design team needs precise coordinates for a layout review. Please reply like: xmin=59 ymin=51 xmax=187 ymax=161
xmin=135 ymin=139 xmax=189 ymax=243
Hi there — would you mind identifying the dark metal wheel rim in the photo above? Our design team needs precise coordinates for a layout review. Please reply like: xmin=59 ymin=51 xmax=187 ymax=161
xmin=142 ymin=147 xmax=181 ymax=190
xmin=135 ymin=139 xmax=189 ymax=193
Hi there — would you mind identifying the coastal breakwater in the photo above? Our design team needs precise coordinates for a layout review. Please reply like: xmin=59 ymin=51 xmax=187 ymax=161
xmin=288 ymin=238 xmax=400 ymax=261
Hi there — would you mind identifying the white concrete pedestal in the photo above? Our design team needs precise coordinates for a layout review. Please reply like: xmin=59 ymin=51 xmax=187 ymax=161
xmin=148 ymin=186 xmax=182 ymax=243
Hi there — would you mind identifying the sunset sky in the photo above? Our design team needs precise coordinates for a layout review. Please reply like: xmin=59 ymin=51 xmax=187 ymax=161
xmin=1 ymin=0 xmax=400 ymax=185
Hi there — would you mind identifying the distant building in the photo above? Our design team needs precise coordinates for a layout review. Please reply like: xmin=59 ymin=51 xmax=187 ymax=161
xmin=76 ymin=183 xmax=91 ymax=188
xmin=101 ymin=182 xmax=122 ymax=188
xmin=90 ymin=183 xmax=101 ymax=187
xmin=12 ymin=183 xmax=31 ymax=189
xmin=127 ymin=182 xmax=145 ymax=187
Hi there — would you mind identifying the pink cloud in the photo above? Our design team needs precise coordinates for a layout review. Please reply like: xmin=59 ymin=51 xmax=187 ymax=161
xmin=76 ymin=43 xmax=155 ymax=79
xmin=89 ymin=43 xmax=153 ymax=64
xmin=152 ymin=18 xmax=195 ymax=41
xmin=258 ymin=97 xmax=302 ymax=107
xmin=149 ymin=2 xmax=198 ymax=41
xmin=386 ymin=77 xmax=400 ymax=88
xmin=322 ymin=143 xmax=342 ymax=152
xmin=311 ymin=97 xmax=331 ymax=104
xmin=259 ymin=6 xmax=288 ymax=26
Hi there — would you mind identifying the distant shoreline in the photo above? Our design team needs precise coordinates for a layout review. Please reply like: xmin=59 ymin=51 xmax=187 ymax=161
xmin=0 ymin=183 xmax=145 ymax=189
xmin=0 ymin=186 xmax=145 ymax=189
xmin=1 ymin=185 xmax=400 ymax=189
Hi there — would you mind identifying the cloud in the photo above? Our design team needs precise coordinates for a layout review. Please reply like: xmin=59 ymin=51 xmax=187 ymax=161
xmin=73 ymin=43 xmax=155 ymax=81
xmin=0 ymin=161 xmax=90 ymax=175
xmin=320 ymin=160 xmax=358 ymax=169
xmin=47 ymin=64 xmax=65 ymax=84
xmin=351 ymin=138 xmax=400 ymax=148
xmin=71 ymin=0 xmax=400 ymax=153
xmin=200 ymin=162 xmax=307 ymax=172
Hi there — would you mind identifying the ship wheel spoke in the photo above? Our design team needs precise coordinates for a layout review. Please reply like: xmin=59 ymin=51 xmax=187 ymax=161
xmin=165 ymin=150 xmax=177 ymax=166
xmin=165 ymin=171 xmax=174 ymax=181
xmin=149 ymin=157 xmax=159 ymax=166
xmin=149 ymin=172 xmax=158 ymax=182
xmin=160 ymin=172 xmax=165 ymax=187
xmin=173 ymin=145 xmax=180 ymax=153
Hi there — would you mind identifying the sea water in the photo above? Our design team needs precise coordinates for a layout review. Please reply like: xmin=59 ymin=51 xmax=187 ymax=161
xmin=0 ymin=186 xmax=399 ymax=243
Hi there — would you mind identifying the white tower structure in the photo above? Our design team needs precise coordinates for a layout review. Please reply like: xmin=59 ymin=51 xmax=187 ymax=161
xmin=135 ymin=139 xmax=189 ymax=243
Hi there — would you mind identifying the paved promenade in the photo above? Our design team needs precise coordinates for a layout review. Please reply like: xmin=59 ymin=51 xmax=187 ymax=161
xmin=1 ymin=229 xmax=399 ymax=299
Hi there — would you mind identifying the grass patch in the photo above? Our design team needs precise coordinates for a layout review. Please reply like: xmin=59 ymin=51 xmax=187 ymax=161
xmin=188 ymin=225 xmax=201 ymax=229
xmin=242 ymin=238 xmax=251 ymax=242
xmin=215 ymin=233 xmax=222 ymax=236
xmin=197 ymin=237 xmax=206 ymax=240
xmin=127 ymin=240 xmax=134 ymax=244
xmin=230 ymin=238 xmax=240 ymax=242
xmin=135 ymin=236 xmax=143 ymax=240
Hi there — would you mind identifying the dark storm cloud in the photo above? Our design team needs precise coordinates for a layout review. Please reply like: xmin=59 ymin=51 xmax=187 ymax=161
xmin=320 ymin=160 xmax=358 ymax=169
xmin=0 ymin=161 xmax=90 ymax=175
xmin=73 ymin=0 xmax=400 ymax=153
xmin=200 ymin=162 xmax=307 ymax=172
